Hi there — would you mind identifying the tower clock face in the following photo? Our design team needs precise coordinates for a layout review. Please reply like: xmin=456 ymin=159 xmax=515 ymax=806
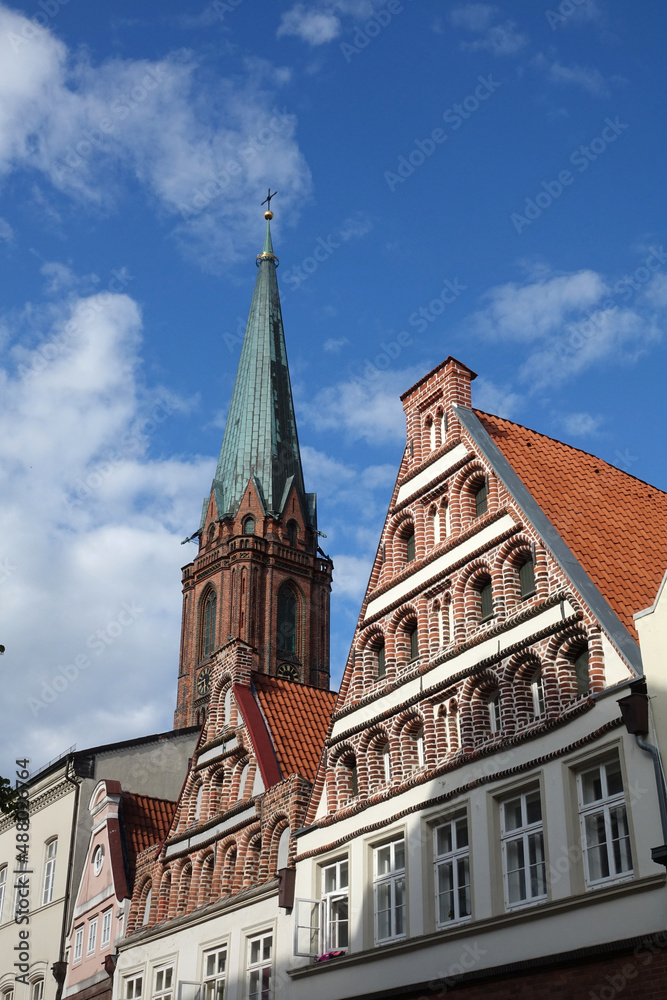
xmin=197 ymin=667 xmax=212 ymax=697
xmin=276 ymin=662 xmax=300 ymax=682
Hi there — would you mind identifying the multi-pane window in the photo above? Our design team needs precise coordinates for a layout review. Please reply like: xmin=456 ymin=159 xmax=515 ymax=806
xmin=530 ymin=669 xmax=546 ymax=718
xmin=31 ymin=983 xmax=44 ymax=1000
xmin=487 ymin=691 xmax=501 ymax=734
xmin=0 ymin=866 xmax=6 ymax=923
xmin=322 ymin=859 xmax=349 ymax=951
xmin=73 ymin=926 xmax=84 ymax=962
xmin=434 ymin=814 xmax=471 ymax=925
xmin=42 ymin=839 xmax=57 ymax=905
xmin=501 ymin=789 xmax=547 ymax=908
xmin=101 ymin=908 xmax=112 ymax=947
xmin=474 ymin=480 xmax=488 ymax=517
xmin=578 ymin=760 xmax=632 ymax=885
xmin=124 ymin=974 xmax=143 ymax=999
xmin=152 ymin=966 xmax=174 ymax=1000
xmin=374 ymin=838 xmax=406 ymax=943
xmin=247 ymin=932 xmax=272 ymax=1000
xmin=92 ymin=844 xmax=104 ymax=876
xmin=203 ymin=945 xmax=227 ymax=1000
xmin=87 ymin=916 xmax=98 ymax=955
xmin=519 ymin=557 xmax=536 ymax=598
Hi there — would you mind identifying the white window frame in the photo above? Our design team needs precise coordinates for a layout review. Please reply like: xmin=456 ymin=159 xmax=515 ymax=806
xmin=530 ymin=669 xmax=545 ymax=718
xmin=87 ymin=915 xmax=98 ymax=956
xmin=578 ymin=759 xmax=633 ymax=887
xmin=92 ymin=844 xmax=104 ymax=876
xmin=246 ymin=931 xmax=272 ymax=1000
xmin=373 ymin=837 xmax=406 ymax=944
xmin=0 ymin=865 xmax=6 ymax=923
xmin=101 ymin=907 xmax=112 ymax=947
xmin=202 ymin=944 xmax=227 ymax=1000
xmin=433 ymin=813 xmax=471 ymax=927
xmin=42 ymin=838 xmax=57 ymax=905
xmin=488 ymin=691 xmax=501 ymax=734
xmin=381 ymin=743 xmax=391 ymax=784
xmin=500 ymin=788 xmax=547 ymax=910
xmin=152 ymin=965 xmax=175 ymax=1000
xmin=73 ymin=925 xmax=84 ymax=962
xmin=31 ymin=983 xmax=44 ymax=1000
xmin=124 ymin=973 xmax=144 ymax=999
xmin=321 ymin=858 xmax=349 ymax=952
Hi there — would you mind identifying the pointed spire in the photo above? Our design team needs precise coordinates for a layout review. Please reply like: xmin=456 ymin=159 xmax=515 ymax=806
xmin=207 ymin=214 xmax=313 ymax=526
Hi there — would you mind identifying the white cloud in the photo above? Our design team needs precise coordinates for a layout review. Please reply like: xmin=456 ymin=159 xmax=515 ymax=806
xmin=278 ymin=5 xmax=342 ymax=44
xmin=466 ymin=267 xmax=665 ymax=391
xmin=0 ymin=4 xmax=312 ymax=271
xmin=0 ymin=282 xmax=212 ymax=776
xmin=300 ymin=367 xmax=424 ymax=445
xmin=331 ymin=554 xmax=372 ymax=600
xmin=0 ymin=216 xmax=13 ymax=242
xmin=450 ymin=3 xmax=528 ymax=56
xmin=323 ymin=337 xmax=349 ymax=353
xmin=473 ymin=377 xmax=521 ymax=418
xmin=471 ymin=270 xmax=607 ymax=341
xmin=277 ymin=0 xmax=388 ymax=47
xmin=560 ymin=412 xmax=603 ymax=436
xmin=534 ymin=54 xmax=610 ymax=97
xmin=339 ymin=212 xmax=373 ymax=241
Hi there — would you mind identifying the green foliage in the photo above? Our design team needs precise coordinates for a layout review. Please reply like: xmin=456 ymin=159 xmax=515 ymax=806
xmin=0 ymin=775 xmax=18 ymax=816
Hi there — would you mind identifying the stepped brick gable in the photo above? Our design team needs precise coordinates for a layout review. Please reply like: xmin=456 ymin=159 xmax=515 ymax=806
xmin=127 ymin=641 xmax=336 ymax=935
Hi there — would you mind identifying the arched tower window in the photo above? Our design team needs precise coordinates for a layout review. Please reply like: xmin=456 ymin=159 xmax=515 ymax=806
xmin=243 ymin=516 xmax=255 ymax=535
xmin=200 ymin=589 xmax=217 ymax=659
xmin=287 ymin=520 xmax=298 ymax=546
xmin=277 ymin=584 xmax=298 ymax=655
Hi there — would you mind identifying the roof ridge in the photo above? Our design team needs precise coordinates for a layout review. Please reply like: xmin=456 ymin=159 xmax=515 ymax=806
xmin=474 ymin=408 xmax=667 ymax=496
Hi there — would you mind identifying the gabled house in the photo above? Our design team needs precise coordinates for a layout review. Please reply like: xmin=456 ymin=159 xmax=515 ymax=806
xmin=288 ymin=357 xmax=667 ymax=999
xmin=63 ymin=782 xmax=176 ymax=1000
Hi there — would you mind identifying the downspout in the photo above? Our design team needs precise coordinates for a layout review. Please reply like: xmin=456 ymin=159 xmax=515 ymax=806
xmin=618 ymin=682 xmax=667 ymax=866
xmin=52 ymin=757 xmax=81 ymax=1000
xmin=635 ymin=734 xmax=667 ymax=846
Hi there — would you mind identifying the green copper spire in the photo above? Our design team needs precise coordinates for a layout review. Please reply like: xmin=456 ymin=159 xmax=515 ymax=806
xmin=206 ymin=217 xmax=314 ymax=525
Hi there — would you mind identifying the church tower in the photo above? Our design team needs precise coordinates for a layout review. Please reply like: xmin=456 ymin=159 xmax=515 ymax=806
xmin=174 ymin=210 xmax=333 ymax=729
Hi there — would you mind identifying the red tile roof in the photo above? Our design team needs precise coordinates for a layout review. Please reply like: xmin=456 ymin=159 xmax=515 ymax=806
xmin=476 ymin=410 xmax=667 ymax=639
xmin=252 ymin=674 xmax=337 ymax=783
xmin=121 ymin=793 xmax=177 ymax=875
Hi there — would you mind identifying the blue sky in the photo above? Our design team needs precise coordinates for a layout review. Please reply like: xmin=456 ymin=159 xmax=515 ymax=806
xmin=1 ymin=0 xmax=666 ymax=777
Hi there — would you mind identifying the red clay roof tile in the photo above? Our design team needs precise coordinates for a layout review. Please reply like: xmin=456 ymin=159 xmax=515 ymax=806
xmin=475 ymin=410 xmax=667 ymax=639
xmin=121 ymin=793 xmax=177 ymax=876
xmin=252 ymin=674 xmax=337 ymax=783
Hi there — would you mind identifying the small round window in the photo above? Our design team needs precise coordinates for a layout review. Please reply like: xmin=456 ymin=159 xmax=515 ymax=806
xmin=92 ymin=845 xmax=104 ymax=876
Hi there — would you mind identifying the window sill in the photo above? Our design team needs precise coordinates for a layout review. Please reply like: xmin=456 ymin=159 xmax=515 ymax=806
xmin=287 ymin=872 xmax=665 ymax=980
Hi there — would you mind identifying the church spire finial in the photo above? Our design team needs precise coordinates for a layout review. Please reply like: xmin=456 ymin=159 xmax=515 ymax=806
xmin=261 ymin=187 xmax=277 ymax=220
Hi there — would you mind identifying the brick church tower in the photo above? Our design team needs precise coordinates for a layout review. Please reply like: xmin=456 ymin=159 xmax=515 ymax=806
xmin=174 ymin=213 xmax=333 ymax=728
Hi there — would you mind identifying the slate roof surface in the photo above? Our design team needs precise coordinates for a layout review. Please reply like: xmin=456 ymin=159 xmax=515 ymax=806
xmin=476 ymin=410 xmax=667 ymax=639
xmin=252 ymin=673 xmax=338 ymax=783
xmin=121 ymin=792 xmax=177 ymax=874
